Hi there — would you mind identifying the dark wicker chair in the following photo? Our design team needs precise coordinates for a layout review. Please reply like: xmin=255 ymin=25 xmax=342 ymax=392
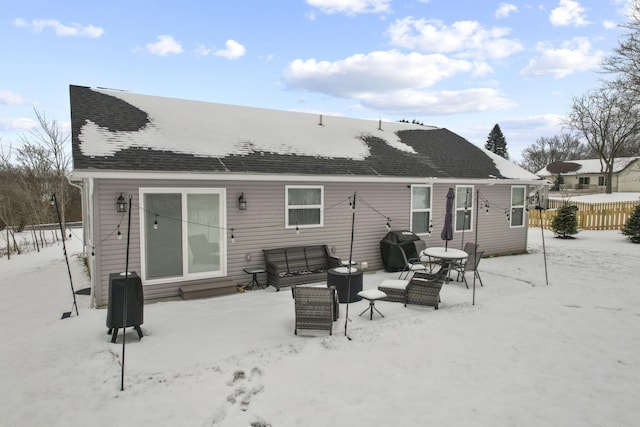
xmin=405 ymin=271 xmax=446 ymax=309
xmin=378 ymin=270 xmax=446 ymax=309
xmin=292 ymin=286 xmax=336 ymax=335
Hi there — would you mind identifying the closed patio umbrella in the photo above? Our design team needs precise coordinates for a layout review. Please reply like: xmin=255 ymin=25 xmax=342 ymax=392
xmin=441 ymin=188 xmax=455 ymax=251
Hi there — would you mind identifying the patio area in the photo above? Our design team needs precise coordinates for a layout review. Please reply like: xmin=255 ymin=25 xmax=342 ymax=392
xmin=3 ymin=228 xmax=640 ymax=426
xmin=115 ymin=265 xmax=516 ymax=373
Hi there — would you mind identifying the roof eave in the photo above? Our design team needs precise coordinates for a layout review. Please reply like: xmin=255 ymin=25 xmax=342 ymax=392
xmin=70 ymin=169 xmax=547 ymax=185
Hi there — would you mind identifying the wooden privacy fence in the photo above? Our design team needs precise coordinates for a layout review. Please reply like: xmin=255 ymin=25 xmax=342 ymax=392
xmin=528 ymin=200 xmax=638 ymax=231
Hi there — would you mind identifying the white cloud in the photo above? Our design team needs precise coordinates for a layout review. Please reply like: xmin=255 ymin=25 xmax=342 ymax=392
xmin=14 ymin=18 xmax=104 ymax=38
xmin=496 ymin=3 xmax=518 ymax=19
xmin=0 ymin=90 xmax=25 ymax=105
xmin=549 ymin=0 xmax=589 ymax=27
xmin=603 ymin=20 xmax=617 ymax=29
xmin=195 ymin=40 xmax=246 ymax=60
xmin=284 ymin=49 xmax=515 ymax=115
xmin=306 ymin=0 xmax=391 ymax=15
xmin=0 ymin=117 xmax=38 ymax=132
xmin=284 ymin=50 xmax=474 ymax=96
xmin=520 ymin=37 xmax=603 ymax=78
xmin=387 ymin=18 xmax=523 ymax=59
xmin=213 ymin=40 xmax=246 ymax=60
xmin=145 ymin=35 xmax=184 ymax=56
xmin=500 ymin=114 xmax=565 ymax=131
xmin=358 ymin=88 xmax=516 ymax=115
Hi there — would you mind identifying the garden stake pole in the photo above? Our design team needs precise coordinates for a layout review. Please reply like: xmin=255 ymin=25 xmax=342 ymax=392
xmin=537 ymin=191 xmax=549 ymax=286
xmin=52 ymin=193 xmax=78 ymax=319
xmin=121 ymin=195 xmax=132 ymax=391
xmin=344 ymin=191 xmax=356 ymax=341
xmin=472 ymin=189 xmax=480 ymax=306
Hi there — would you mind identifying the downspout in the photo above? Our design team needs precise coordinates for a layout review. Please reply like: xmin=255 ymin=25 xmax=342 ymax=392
xmin=66 ymin=174 xmax=97 ymax=308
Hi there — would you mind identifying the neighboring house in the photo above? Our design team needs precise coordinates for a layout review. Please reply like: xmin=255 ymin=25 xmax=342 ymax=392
xmin=537 ymin=158 xmax=640 ymax=192
xmin=70 ymin=85 xmax=543 ymax=307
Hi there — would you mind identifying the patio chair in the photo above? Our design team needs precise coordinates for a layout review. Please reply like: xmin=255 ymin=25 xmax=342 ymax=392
xmin=405 ymin=271 xmax=445 ymax=309
xmin=454 ymin=249 xmax=485 ymax=289
xmin=292 ymin=286 xmax=336 ymax=335
xmin=397 ymin=245 xmax=429 ymax=279
xmin=413 ymin=239 xmax=437 ymax=272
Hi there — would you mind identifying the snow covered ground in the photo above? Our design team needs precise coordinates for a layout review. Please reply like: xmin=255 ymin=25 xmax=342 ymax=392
xmin=1 ymin=227 xmax=639 ymax=426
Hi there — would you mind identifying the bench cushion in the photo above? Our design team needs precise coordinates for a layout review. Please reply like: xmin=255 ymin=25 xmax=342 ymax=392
xmin=379 ymin=279 xmax=409 ymax=290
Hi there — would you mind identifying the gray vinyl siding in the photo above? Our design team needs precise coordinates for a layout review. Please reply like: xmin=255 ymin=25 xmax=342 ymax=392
xmin=409 ymin=184 xmax=528 ymax=257
xmin=465 ymin=185 xmax=529 ymax=256
xmin=90 ymin=178 xmax=529 ymax=307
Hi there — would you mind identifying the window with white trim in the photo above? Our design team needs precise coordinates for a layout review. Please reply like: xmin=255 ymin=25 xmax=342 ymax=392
xmin=510 ymin=186 xmax=526 ymax=227
xmin=455 ymin=185 xmax=473 ymax=232
xmin=140 ymin=188 xmax=226 ymax=283
xmin=411 ymin=185 xmax=432 ymax=234
xmin=286 ymin=185 xmax=323 ymax=228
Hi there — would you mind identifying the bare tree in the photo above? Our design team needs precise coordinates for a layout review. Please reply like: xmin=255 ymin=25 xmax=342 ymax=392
xmin=519 ymin=133 xmax=589 ymax=173
xmin=17 ymin=108 xmax=72 ymax=234
xmin=602 ymin=1 xmax=640 ymax=95
xmin=566 ymin=86 xmax=640 ymax=193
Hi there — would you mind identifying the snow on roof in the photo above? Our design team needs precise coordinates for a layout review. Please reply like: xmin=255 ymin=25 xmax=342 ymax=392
xmin=549 ymin=192 xmax=640 ymax=203
xmin=79 ymin=88 xmax=430 ymax=160
xmin=537 ymin=157 xmax=640 ymax=176
xmin=74 ymin=87 xmax=541 ymax=181
xmin=481 ymin=148 xmax=540 ymax=180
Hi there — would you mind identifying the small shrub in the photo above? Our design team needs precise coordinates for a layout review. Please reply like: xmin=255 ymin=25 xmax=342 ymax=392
xmin=551 ymin=203 xmax=579 ymax=238
xmin=621 ymin=204 xmax=640 ymax=243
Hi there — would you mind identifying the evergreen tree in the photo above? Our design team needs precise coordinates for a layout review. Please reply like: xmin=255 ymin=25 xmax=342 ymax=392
xmin=485 ymin=124 xmax=509 ymax=159
xmin=621 ymin=204 xmax=640 ymax=243
xmin=551 ymin=203 xmax=579 ymax=238
xmin=552 ymin=174 xmax=565 ymax=191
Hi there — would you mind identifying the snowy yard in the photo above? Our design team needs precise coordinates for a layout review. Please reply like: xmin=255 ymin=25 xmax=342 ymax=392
xmin=1 ymin=227 xmax=640 ymax=426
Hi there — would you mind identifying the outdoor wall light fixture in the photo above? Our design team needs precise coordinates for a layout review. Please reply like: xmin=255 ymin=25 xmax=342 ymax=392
xmin=116 ymin=193 xmax=127 ymax=213
xmin=238 ymin=193 xmax=247 ymax=210
xmin=153 ymin=215 xmax=159 ymax=230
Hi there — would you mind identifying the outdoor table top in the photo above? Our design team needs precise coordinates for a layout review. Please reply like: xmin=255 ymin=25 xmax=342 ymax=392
xmin=422 ymin=247 xmax=468 ymax=260
xmin=331 ymin=266 xmax=360 ymax=274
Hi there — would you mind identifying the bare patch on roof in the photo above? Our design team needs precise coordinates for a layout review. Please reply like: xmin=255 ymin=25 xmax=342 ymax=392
xmin=546 ymin=162 xmax=581 ymax=174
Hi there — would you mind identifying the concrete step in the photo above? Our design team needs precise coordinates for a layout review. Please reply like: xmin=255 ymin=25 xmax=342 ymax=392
xmin=179 ymin=281 xmax=238 ymax=300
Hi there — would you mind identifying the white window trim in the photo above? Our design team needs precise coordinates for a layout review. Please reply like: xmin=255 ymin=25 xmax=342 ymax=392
xmin=139 ymin=187 xmax=227 ymax=285
xmin=455 ymin=185 xmax=474 ymax=232
xmin=410 ymin=184 xmax=433 ymax=235
xmin=510 ymin=185 xmax=526 ymax=228
xmin=285 ymin=185 xmax=324 ymax=229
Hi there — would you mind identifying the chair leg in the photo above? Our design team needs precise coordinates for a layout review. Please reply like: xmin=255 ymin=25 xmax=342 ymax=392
xmin=475 ymin=270 xmax=484 ymax=287
xmin=461 ymin=273 xmax=469 ymax=289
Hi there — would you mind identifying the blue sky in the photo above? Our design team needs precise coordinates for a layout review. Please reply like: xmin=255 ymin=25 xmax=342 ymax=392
xmin=0 ymin=0 xmax=630 ymax=162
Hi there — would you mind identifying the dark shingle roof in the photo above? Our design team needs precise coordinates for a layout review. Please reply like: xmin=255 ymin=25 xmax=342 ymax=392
xmin=70 ymin=85 xmax=528 ymax=180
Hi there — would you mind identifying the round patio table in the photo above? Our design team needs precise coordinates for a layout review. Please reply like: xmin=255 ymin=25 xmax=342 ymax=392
xmin=421 ymin=247 xmax=468 ymax=282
